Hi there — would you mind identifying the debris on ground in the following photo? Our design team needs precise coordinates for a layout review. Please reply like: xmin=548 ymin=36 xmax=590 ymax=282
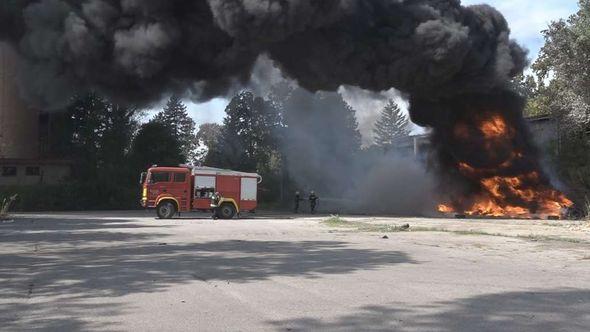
xmin=382 ymin=235 xmax=389 ymax=239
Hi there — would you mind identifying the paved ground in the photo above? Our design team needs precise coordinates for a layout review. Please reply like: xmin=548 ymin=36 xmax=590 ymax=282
xmin=1 ymin=211 xmax=590 ymax=331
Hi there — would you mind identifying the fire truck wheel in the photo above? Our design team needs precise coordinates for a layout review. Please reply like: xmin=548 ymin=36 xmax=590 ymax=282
xmin=156 ymin=201 xmax=177 ymax=219
xmin=219 ymin=203 xmax=236 ymax=219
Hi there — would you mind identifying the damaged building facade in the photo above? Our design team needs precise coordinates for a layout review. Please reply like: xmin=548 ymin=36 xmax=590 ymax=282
xmin=0 ymin=42 xmax=70 ymax=186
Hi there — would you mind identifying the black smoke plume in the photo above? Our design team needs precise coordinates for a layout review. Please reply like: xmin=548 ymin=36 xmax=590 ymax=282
xmin=7 ymin=0 xmax=570 ymax=216
xmin=1 ymin=0 xmax=526 ymax=109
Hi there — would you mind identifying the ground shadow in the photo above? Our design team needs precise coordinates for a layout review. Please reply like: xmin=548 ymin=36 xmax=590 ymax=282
xmin=0 ymin=214 xmax=413 ymax=331
xmin=1 ymin=240 xmax=414 ymax=298
xmin=268 ymin=289 xmax=590 ymax=331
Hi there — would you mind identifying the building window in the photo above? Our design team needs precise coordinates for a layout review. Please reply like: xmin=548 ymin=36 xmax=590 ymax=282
xmin=174 ymin=173 xmax=187 ymax=183
xmin=2 ymin=167 xmax=17 ymax=177
xmin=26 ymin=166 xmax=41 ymax=176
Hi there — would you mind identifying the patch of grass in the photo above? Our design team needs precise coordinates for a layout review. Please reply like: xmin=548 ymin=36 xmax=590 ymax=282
xmin=322 ymin=215 xmax=411 ymax=233
xmin=322 ymin=220 xmax=590 ymax=245
xmin=519 ymin=234 xmax=587 ymax=244
xmin=323 ymin=215 xmax=351 ymax=227
xmin=411 ymin=226 xmax=590 ymax=244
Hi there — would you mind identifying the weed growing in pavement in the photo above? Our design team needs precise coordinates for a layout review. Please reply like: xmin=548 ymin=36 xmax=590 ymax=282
xmin=323 ymin=215 xmax=349 ymax=226
xmin=322 ymin=215 xmax=410 ymax=232
xmin=0 ymin=194 xmax=17 ymax=220
xmin=322 ymin=219 xmax=590 ymax=244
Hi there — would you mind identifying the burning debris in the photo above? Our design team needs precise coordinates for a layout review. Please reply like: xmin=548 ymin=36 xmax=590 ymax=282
xmin=425 ymin=91 xmax=573 ymax=219
xmin=0 ymin=1 xmax=573 ymax=218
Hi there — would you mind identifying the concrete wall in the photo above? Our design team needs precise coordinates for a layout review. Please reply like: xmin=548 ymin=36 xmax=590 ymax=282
xmin=0 ymin=42 xmax=39 ymax=160
xmin=526 ymin=117 xmax=559 ymax=152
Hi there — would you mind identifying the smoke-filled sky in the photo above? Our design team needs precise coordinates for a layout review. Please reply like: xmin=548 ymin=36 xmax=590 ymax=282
xmin=185 ymin=0 xmax=579 ymax=144
xmin=0 ymin=0 xmax=575 ymax=144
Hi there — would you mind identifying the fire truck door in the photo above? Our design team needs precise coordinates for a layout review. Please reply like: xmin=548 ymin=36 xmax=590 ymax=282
xmin=170 ymin=171 xmax=190 ymax=211
xmin=193 ymin=175 xmax=216 ymax=210
xmin=217 ymin=175 xmax=241 ymax=207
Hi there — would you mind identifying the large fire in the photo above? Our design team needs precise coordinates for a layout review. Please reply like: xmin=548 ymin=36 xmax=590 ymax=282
xmin=438 ymin=114 xmax=573 ymax=219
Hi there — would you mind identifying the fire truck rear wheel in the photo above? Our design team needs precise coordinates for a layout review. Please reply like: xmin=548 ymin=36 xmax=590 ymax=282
xmin=219 ymin=203 xmax=236 ymax=219
xmin=156 ymin=201 xmax=177 ymax=219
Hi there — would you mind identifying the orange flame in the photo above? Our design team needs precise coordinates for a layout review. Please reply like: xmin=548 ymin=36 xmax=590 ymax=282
xmin=441 ymin=115 xmax=573 ymax=219
xmin=439 ymin=165 xmax=573 ymax=218
xmin=480 ymin=115 xmax=510 ymax=139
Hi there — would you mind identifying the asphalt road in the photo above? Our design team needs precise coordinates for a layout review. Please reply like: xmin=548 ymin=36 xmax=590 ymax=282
xmin=1 ymin=211 xmax=590 ymax=331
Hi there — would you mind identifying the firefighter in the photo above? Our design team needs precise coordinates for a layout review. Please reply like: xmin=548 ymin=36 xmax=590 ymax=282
xmin=211 ymin=192 xmax=222 ymax=220
xmin=309 ymin=191 xmax=319 ymax=214
xmin=294 ymin=191 xmax=302 ymax=213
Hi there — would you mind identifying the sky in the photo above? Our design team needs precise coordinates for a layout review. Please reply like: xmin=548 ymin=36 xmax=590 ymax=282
xmin=183 ymin=0 xmax=580 ymax=139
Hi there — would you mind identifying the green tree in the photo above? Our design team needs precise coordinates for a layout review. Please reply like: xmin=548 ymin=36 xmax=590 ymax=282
xmin=196 ymin=123 xmax=222 ymax=165
xmin=532 ymin=0 xmax=590 ymax=209
xmin=534 ymin=0 xmax=590 ymax=130
xmin=130 ymin=121 xmax=185 ymax=170
xmin=512 ymin=74 xmax=553 ymax=118
xmin=66 ymin=93 xmax=139 ymax=181
xmin=205 ymin=91 xmax=284 ymax=203
xmin=372 ymin=99 xmax=410 ymax=151
xmin=153 ymin=96 xmax=197 ymax=162
xmin=209 ymin=91 xmax=281 ymax=171
xmin=36 ymin=93 xmax=144 ymax=210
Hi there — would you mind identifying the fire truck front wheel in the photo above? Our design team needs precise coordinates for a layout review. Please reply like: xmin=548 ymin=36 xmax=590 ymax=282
xmin=156 ymin=201 xmax=177 ymax=219
xmin=219 ymin=203 xmax=236 ymax=219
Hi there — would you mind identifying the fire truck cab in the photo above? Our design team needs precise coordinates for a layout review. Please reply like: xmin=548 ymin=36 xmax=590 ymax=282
xmin=140 ymin=166 xmax=261 ymax=219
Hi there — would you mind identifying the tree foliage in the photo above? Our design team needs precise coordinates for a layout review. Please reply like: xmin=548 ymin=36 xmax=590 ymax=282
xmin=531 ymin=0 xmax=590 ymax=207
xmin=534 ymin=1 xmax=590 ymax=129
xmin=153 ymin=95 xmax=197 ymax=162
xmin=130 ymin=121 xmax=185 ymax=170
xmin=21 ymin=93 xmax=149 ymax=210
xmin=66 ymin=93 xmax=139 ymax=181
xmin=196 ymin=123 xmax=222 ymax=165
xmin=372 ymin=99 xmax=410 ymax=150
xmin=208 ymin=91 xmax=282 ymax=171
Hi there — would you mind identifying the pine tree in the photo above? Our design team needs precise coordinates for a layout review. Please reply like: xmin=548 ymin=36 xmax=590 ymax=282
xmin=153 ymin=95 xmax=197 ymax=162
xmin=373 ymin=100 xmax=410 ymax=150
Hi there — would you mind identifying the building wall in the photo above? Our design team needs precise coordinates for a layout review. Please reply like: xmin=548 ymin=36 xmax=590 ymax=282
xmin=0 ymin=42 xmax=39 ymax=160
xmin=0 ymin=42 xmax=71 ymax=186
xmin=0 ymin=163 xmax=71 ymax=186
xmin=526 ymin=117 xmax=559 ymax=151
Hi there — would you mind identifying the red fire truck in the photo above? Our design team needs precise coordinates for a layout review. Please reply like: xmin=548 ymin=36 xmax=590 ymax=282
xmin=140 ymin=165 xmax=262 ymax=219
